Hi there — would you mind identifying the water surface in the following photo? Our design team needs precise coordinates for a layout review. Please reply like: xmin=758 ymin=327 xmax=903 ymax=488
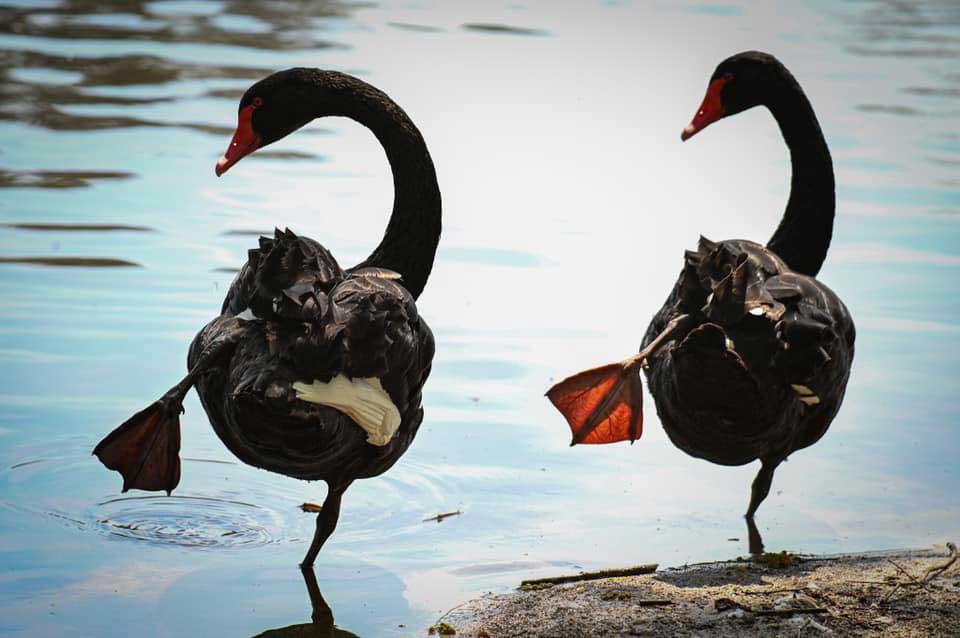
xmin=1 ymin=1 xmax=959 ymax=636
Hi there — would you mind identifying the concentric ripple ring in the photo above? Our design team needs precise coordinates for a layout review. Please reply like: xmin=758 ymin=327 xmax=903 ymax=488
xmin=88 ymin=495 xmax=285 ymax=548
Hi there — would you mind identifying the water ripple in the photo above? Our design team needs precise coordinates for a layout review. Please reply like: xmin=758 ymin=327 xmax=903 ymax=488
xmin=88 ymin=494 xmax=285 ymax=548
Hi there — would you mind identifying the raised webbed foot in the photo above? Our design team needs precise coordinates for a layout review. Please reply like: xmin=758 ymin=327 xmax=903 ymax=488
xmin=547 ymin=361 xmax=644 ymax=445
xmin=93 ymin=390 xmax=185 ymax=495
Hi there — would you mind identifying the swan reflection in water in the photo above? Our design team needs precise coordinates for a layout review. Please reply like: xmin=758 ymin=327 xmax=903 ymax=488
xmin=253 ymin=567 xmax=360 ymax=638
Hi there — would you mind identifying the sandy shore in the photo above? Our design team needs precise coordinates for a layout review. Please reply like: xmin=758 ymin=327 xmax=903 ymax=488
xmin=438 ymin=545 xmax=959 ymax=637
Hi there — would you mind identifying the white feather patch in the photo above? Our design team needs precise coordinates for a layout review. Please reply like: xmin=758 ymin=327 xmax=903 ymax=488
xmin=292 ymin=375 xmax=401 ymax=446
xmin=235 ymin=308 xmax=259 ymax=321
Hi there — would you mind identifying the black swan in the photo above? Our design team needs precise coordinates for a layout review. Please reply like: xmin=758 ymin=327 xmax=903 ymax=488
xmin=547 ymin=51 xmax=855 ymax=552
xmin=94 ymin=69 xmax=441 ymax=566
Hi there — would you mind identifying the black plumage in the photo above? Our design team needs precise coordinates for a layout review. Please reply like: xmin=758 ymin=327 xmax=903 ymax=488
xmin=94 ymin=69 xmax=441 ymax=566
xmin=642 ymin=238 xmax=854 ymax=475
xmin=190 ymin=228 xmax=434 ymax=486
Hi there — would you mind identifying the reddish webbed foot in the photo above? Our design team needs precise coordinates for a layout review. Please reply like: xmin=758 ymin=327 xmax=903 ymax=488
xmin=547 ymin=361 xmax=644 ymax=446
xmin=546 ymin=315 xmax=689 ymax=446
xmin=93 ymin=393 xmax=183 ymax=495
xmin=92 ymin=320 xmax=247 ymax=495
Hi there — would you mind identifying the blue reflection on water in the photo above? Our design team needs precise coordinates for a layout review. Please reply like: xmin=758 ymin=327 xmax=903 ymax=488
xmin=1 ymin=0 xmax=959 ymax=636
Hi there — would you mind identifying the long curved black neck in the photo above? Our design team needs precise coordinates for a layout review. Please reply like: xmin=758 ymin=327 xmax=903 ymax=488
xmin=308 ymin=72 xmax=441 ymax=299
xmin=764 ymin=72 xmax=834 ymax=277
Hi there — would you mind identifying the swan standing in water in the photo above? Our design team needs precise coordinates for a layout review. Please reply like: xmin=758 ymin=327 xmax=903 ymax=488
xmin=548 ymin=52 xmax=855 ymax=553
xmin=95 ymin=69 xmax=440 ymax=566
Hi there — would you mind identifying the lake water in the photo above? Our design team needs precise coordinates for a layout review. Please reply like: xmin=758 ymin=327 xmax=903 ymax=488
xmin=1 ymin=0 xmax=959 ymax=636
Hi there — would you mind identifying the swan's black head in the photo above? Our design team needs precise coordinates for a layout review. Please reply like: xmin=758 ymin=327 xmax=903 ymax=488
xmin=681 ymin=51 xmax=789 ymax=142
xmin=216 ymin=68 xmax=323 ymax=176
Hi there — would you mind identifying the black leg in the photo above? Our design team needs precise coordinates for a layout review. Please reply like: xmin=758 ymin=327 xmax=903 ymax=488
xmin=301 ymin=482 xmax=350 ymax=567
xmin=746 ymin=514 xmax=764 ymax=555
xmin=744 ymin=457 xmax=781 ymax=555
xmin=745 ymin=458 xmax=780 ymax=519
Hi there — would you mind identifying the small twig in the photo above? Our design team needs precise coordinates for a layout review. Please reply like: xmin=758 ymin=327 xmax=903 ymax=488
xmin=635 ymin=599 xmax=673 ymax=606
xmin=886 ymin=558 xmax=921 ymax=585
xmin=920 ymin=542 xmax=957 ymax=585
xmin=879 ymin=542 xmax=958 ymax=604
xmin=519 ymin=564 xmax=658 ymax=588
xmin=423 ymin=510 xmax=462 ymax=523
xmin=879 ymin=584 xmax=905 ymax=604
xmin=880 ymin=557 xmax=921 ymax=603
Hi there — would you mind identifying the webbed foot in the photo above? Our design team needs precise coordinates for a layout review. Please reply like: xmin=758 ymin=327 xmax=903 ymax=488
xmin=93 ymin=391 xmax=185 ymax=494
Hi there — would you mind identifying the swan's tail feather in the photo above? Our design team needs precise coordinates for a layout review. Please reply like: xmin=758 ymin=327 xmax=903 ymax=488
xmin=293 ymin=375 xmax=401 ymax=446
xmin=93 ymin=399 xmax=182 ymax=495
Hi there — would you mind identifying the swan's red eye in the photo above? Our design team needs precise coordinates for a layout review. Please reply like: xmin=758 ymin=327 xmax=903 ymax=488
xmin=252 ymin=97 xmax=263 ymax=108
xmin=723 ymin=72 xmax=734 ymax=82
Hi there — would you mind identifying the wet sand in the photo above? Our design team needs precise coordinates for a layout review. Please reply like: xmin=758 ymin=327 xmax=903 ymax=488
xmin=443 ymin=545 xmax=959 ymax=637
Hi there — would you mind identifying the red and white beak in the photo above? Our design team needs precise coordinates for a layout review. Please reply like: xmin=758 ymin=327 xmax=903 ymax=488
xmin=681 ymin=77 xmax=728 ymax=142
xmin=216 ymin=104 xmax=261 ymax=176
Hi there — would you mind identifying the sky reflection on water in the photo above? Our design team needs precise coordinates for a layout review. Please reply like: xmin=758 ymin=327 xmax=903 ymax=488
xmin=0 ymin=0 xmax=959 ymax=636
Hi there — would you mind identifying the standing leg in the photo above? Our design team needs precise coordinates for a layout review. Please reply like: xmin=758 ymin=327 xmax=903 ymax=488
xmin=745 ymin=458 xmax=780 ymax=519
xmin=301 ymin=481 xmax=351 ymax=567
xmin=746 ymin=515 xmax=764 ymax=556
xmin=745 ymin=457 xmax=782 ymax=555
